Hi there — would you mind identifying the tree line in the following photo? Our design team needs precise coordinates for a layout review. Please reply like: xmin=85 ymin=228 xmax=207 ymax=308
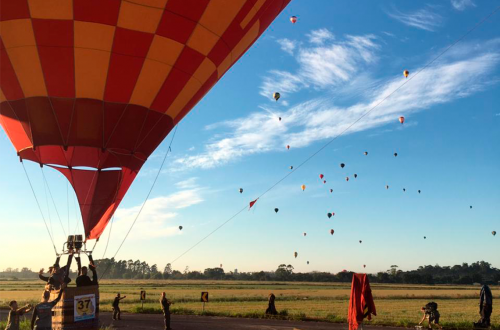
xmin=1 ymin=260 xmax=498 ymax=285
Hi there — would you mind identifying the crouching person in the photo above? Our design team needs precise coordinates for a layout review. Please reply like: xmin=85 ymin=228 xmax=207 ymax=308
xmin=419 ymin=302 xmax=443 ymax=330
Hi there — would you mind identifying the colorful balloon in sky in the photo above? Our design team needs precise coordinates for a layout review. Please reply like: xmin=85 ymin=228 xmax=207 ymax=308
xmin=290 ymin=16 xmax=298 ymax=24
xmin=239 ymin=188 xmax=243 ymax=194
xmin=404 ymin=70 xmax=409 ymax=78
xmin=294 ymin=252 xmax=298 ymax=258
xmin=330 ymin=229 xmax=334 ymax=235
xmin=399 ymin=116 xmax=405 ymax=124
xmin=273 ymin=92 xmax=281 ymax=101
xmin=492 ymin=231 xmax=497 ymax=236
xmin=327 ymin=213 xmax=332 ymax=219
xmin=340 ymin=163 xmax=345 ymax=168
xmin=320 ymin=174 xmax=324 ymax=179
xmin=301 ymin=184 xmax=306 ymax=191
xmin=0 ymin=0 xmax=290 ymax=241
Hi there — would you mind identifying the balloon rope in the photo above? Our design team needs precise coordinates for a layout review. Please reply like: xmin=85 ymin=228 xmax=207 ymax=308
xmin=99 ymin=124 xmax=179 ymax=280
xmin=21 ymin=162 xmax=58 ymax=255
xmin=101 ymin=215 xmax=114 ymax=259
xmin=41 ymin=167 xmax=67 ymax=238
xmin=169 ymin=4 xmax=500 ymax=265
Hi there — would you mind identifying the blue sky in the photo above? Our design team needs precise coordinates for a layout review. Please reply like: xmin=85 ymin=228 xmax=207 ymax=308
xmin=1 ymin=0 xmax=499 ymax=274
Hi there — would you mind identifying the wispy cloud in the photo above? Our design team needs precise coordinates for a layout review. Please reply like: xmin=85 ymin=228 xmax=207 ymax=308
xmin=261 ymin=32 xmax=379 ymax=99
xmin=387 ymin=7 xmax=443 ymax=31
xmin=277 ymin=38 xmax=296 ymax=55
xmin=112 ymin=179 xmax=204 ymax=239
xmin=174 ymin=39 xmax=500 ymax=170
xmin=307 ymin=28 xmax=334 ymax=45
xmin=451 ymin=0 xmax=475 ymax=11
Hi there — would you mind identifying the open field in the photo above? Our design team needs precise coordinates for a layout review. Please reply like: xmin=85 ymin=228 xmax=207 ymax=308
xmin=0 ymin=280 xmax=498 ymax=329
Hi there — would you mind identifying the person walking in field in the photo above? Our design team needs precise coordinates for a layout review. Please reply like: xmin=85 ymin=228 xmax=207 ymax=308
xmin=265 ymin=293 xmax=278 ymax=315
xmin=160 ymin=292 xmax=173 ymax=330
xmin=476 ymin=284 xmax=492 ymax=327
xmin=112 ymin=293 xmax=126 ymax=320
xmin=5 ymin=300 xmax=32 ymax=330
xmin=419 ymin=302 xmax=443 ymax=330
xmin=31 ymin=288 xmax=64 ymax=330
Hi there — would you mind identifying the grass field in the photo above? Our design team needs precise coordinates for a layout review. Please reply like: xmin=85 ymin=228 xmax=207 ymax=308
xmin=0 ymin=280 xmax=498 ymax=329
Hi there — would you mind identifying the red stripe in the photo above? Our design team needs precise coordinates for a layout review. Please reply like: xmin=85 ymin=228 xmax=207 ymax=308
xmin=150 ymin=68 xmax=191 ymax=113
xmin=73 ymin=0 xmax=121 ymax=26
xmin=0 ymin=0 xmax=30 ymax=21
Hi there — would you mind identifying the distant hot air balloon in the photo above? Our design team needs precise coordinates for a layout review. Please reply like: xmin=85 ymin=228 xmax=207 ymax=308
xmin=274 ymin=208 xmax=279 ymax=213
xmin=287 ymin=145 xmax=290 ymax=150
xmin=418 ymin=190 xmax=421 ymax=194
xmin=330 ymin=189 xmax=333 ymax=193
xmin=424 ymin=236 xmax=427 ymax=239
xmin=179 ymin=226 xmax=183 ymax=231
xmin=394 ymin=152 xmax=398 ymax=157
xmin=307 ymin=261 xmax=310 ymax=265
xmin=301 ymin=184 xmax=306 ymax=191
xmin=346 ymin=177 xmax=350 ymax=182
xmin=323 ymin=180 xmax=327 ymax=184
xmin=386 ymin=185 xmax=389 ymax=189
xmin=354 ymin=174 xmax=358 ymax=179
xmin=492 ymin=231 xmax=496 ymax=236
xmin=290 ymin=16 xmax=298 ymax=24
xmin=279 ymin=117 xmax=282 ymax=121
xmin=403 ymin=188 xmax=406 ymax=192
xmin=364 ymin=151 xmax=368 ymax=156
xmin=239 ymin=188 xmax=243 ymax=194
xmin=470 ymin=206 xmax=472 ymax=209
xmin=273 ymin=92 xmax=281 ymax=101
xmin=327 ymin=213 xmax=332 ymax=219
xmin=320 ymin=174 xmax=324 ymax=179
xmin=290 ymin=166 xmax=294 ymax=170
xmin=330 ymin=229 xmax=334 ymax=235
xmin=403 ymin=70 xmax=409 ymax=78
xmin=359 ymin=240 xmax=362 ymax=244
xmin=340 ymin=163 xmax=345 ymax=168
xmin=303 ymin=232 xmax=307 ymax=237
xmin=294 ymin=252 xmax=298 ymax=258
xmin=220 ymin=264 xmax=223 ymax=268
xmin=399 ymin=116 xmax=405 ymax=124
xmin=331 ymin=212 xmax=335 ymax=217
xmin=363 ymin=265 xmax=366 ymax=268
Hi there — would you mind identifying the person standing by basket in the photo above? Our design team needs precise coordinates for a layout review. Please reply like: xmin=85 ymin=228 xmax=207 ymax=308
xmin=31 ymin=288 xmax=64 ymax=330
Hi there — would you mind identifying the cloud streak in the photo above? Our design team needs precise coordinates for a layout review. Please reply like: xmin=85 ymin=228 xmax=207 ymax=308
xmin=387 ymin=7 xmax=443 ymax=31
xmin=174 ymin=38 xmax=500 ymax=170
xmin=451 ymin=0 xmax=475 ymax=11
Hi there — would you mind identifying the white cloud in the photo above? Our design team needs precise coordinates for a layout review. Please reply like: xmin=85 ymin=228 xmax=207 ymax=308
xmin=112 ymin=180 xmax=204 ymax=239
xmin=387 ymin=7 xmax=443 ymax=31
xmin=307 ymin=28 xmax=334 ymax=45
xmin=277 ymin=38 xmax=296 ymax=55
xmin=451 ymin=0 xmax=475 ymax=10
xmin=175 ymin=40 xmax=500 ymax=169
xmin=261 ymin=33 xmax=378 ymax=99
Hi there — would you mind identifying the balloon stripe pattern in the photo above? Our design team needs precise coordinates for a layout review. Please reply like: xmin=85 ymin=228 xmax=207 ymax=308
xmin=0 ymin=0 xmax=291 ymax=240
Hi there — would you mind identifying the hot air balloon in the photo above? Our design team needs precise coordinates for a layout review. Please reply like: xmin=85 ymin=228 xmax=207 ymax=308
xmin=363 ymin=265 xmax=366 ymax=268
xmin=290 ymin=16 xmax=298 ymax=24
xmin=220 ymin=264 xmax=223 ymax=268
xmin=287 ymin=145 xmax=290 ymax=150
xmin=354 ymin=174 xmax=358 ymax=179
xmin=290 ymin=166 xmax=294 ymax=170
xmin=301 ymin=184 xmax=306 ymax=191
xmin=327 ymin=213 xmax=332 ymax=218
xmin=340 ymin=163 xmax=345 ymax=168
xmin=239 ymin=188 xmax=243 ymax=194
xmin=394 ymin=152 xmax=398 ymax=157
xmin=330 ymin=189 xmax=333 ymax=193
xmin=0 ymin=0 xmax=290 ymax=242
xmin=273 ymin=92 xmax=281 ymax=101
xmin=323 ymin=180 xmax=327 ymax=184
xmin=364 ymin=151 xmax=368 ymax=156
xmin=403 ymin=70 xmax=409 ymax=78
xmin=330 ymin=229 xmax=334 ymax=235
xmin=470 ymin=206 xmax=472 ymax=209
xmin=274 ymin=208 xmax=279 ymax=213
xmin=346 ymin=177 xmax=349 ymax=182
xmin=307 ymin=261 xmax=309 ymax=265
xmin=399 ymin=116 xmax=405 ymax=124
xmin=386 ymin=185 xmax=389 ymax=189
xmin=359 ymin=240 xmax=362 ymax=244
xmin=418 ymin=190 xmax=421 ymax=194
xmin=424 ymin=236 xmax=427 ymax=239
xmin=331 ymin=212 xmax=335 ymax=217
xmin=294 ymin=252 xmax=298 ymax=258
xmin=320 ymin=174 xmax=324 ymax=179
xmin=303 ymin=232 xmax=307 ymax=237
xmin=492 ymin=231 xmax=496 ymax=236
xmin=403 ymin=188 xmax=406 ymax=192
xmin=179 ymin=226 xmax=183 ymax=231
xmin=279 ymin=117 xmax=282 ymax=121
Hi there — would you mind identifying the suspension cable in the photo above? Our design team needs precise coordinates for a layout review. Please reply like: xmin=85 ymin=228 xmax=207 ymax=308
xmin=21 ymin=162 xmax=58 ymax=255
xmin=101 ymin=215 xmax=114 ymax=259
xmin=41 ymin=167 xmax=67 ymax=238
xmin=170 ymin=4 xmax=500 ymax=265
xmin=99 ymin=124 xmax=179 ymax=280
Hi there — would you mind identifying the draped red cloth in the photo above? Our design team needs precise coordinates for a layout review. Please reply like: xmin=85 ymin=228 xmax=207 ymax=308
xmin=348 ymin=273 xmax=376 ymax=330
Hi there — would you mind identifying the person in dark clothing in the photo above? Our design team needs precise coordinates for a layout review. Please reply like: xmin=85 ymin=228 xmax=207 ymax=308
xmin=419 ymin=303 xmax=442 ymax=330
xmin=265 ymin=293 xmax=278 ymax=315
xmin=39 ymin=255 xmax=73 ymax=291
xmin=5 ymin=300 xmax=32 ymax=330
xmin=31 ymin=288 xmax=64 ymax=330
xmin=477 ymin=284 xmax=493 ymax=327
xmin=76 ymin=263 xmax=98 ymax=287
xmin=112 ymin=293 xmax=126 ymax=320
xmin=160 ymin=292 xmax=173 ymax=330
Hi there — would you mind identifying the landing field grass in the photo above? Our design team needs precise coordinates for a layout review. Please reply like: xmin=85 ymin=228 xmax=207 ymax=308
xmin=0 ymin=280 xmax=498 ymax=328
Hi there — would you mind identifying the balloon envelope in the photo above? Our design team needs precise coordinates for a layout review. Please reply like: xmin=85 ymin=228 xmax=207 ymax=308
xmin=399 ymin=116 xmax=405 ymax=124
xmin=290 ymin=16 xmax=297 ymax=24
xmin=301 ymin=184 xmax=306 ymax=191
xmin=0 ymin=0 xmax=290 ymax=240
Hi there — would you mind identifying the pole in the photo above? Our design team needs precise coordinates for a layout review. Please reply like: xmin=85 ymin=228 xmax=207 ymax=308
xmin=202 ymin=302 xmax=205 ymax=312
